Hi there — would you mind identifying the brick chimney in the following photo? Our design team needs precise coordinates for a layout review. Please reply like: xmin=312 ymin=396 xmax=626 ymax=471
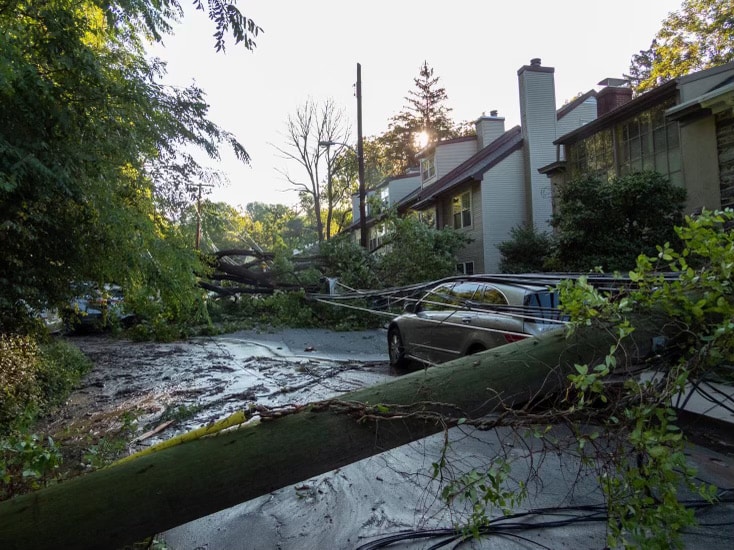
xmin=596 ymin=78 xmax=632 ymax=116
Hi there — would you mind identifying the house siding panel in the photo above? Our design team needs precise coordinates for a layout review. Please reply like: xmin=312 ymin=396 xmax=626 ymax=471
xmin=480 ymin=150 xmax=526 ymax=273
xmin=435 ymin=182 xmax=483 ymax=272
xmin=680 ymin=116 xmax=722 ymax=211
xmin=435 ymin=141 xmax=477 ymax=180
xmin=556 ymin=98 xmax=597 ymax=159
xmin=388 ymin=175 xmax=421 ymax=206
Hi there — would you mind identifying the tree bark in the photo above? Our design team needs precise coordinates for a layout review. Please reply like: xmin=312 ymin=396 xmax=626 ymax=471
xmin=0 ymin=320 xmax=665 ymax=550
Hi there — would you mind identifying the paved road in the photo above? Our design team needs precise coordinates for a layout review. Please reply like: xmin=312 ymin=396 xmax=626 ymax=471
xmin=157 ymin=329 xmax=734 ymax=550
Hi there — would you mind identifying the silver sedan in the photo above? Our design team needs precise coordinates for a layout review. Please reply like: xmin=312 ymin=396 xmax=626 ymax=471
xmin=387 ymin=279 xmax=565 ymax=367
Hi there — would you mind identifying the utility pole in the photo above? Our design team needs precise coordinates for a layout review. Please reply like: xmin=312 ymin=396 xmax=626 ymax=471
xmin=188 ymin=182 xmax=214 ymax=250
xmin=356 ymin=63 xmax=367 ymax=249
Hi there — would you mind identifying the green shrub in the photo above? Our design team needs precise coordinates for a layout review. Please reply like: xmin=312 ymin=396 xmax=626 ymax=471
xmin=551 ymin=171 xmax=686 ymax=271
xmin=0 ymin=335 xmax=41 ymax=431
xmin=36 ymin=340 xmax=92 ymax=409
xmin=1 ymin=431 xmax=62 ymax=500
xmin=0 ymin=336 xmax=90 ymax=500
xmin=497 ymin=224 xmax=554 ymax=273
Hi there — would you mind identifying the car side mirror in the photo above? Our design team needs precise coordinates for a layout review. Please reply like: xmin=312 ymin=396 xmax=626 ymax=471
xmin=403 ymin=302 xmax=417 ymax=313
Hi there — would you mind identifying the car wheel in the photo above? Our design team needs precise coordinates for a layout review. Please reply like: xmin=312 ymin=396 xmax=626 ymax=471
xmin=388 ymin=327 xmax=409 ymax=368
xmin=466 ymin=344 xmax=486 ymax=356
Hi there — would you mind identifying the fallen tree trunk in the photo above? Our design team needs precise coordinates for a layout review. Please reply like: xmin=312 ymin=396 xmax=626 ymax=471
xmin=0 ymin=320 xmax=666 ymax=549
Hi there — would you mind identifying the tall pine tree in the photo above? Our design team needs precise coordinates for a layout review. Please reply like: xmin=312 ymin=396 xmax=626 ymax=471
xmin=380 ymin=61 xmax=460 ymax=174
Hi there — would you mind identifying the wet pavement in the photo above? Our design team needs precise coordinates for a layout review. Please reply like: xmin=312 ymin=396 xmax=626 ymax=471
xmin=60 ymin=328 xmax=393 ymax=448
xmin=57 ymin=329 xmax=734 ymax=549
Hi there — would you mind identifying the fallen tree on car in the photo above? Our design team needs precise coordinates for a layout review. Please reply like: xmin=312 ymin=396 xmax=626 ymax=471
xmin=0 ymin=318 xmax=669 ymax=550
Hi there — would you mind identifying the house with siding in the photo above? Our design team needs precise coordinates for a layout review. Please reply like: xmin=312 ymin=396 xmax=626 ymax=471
xmin=397 ymin=58 xmax=597 ymax=274
xmin=543 ymin=61 xmax=734 ymax=215
xmin=349 ymin=170 xmax=422 ymax=251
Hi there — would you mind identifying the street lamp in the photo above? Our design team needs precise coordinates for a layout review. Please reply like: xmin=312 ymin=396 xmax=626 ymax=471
xmin=318 ymin=63 xmax=367 ymax=248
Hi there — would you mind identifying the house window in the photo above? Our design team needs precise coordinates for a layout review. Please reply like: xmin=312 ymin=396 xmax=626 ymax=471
xmin=566 ymin=98 xmax=681 ymax=186
xmin=380 ymin=188 xmax=389 ymax=208
xmin=456 ymin=261 xmax=474 ymax=275
xmin=421 ymin=157 xmax=436 ymax=181
xmin=617 ymin=102 xmax=681 ymax=186
xmin=452 ymin=191 xmax=472 ymax=228
xmin=368 ymin=223 xmax=387 ymax=251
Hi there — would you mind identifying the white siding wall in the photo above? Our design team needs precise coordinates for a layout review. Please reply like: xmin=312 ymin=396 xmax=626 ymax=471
xmin=388 ymin=175 xmax=421 ymax=205
xmin=475 ymin=116 xmax=506 ymax=149
xmin=434 ymin=140 xmax=477 ymax=179
xmin=480 ymin=150 xmax=527 ymax=273
xmin=518 ymin=64 xmax=557 ymax=231
xmin=556 ymin=98 xmax=597 ymax=160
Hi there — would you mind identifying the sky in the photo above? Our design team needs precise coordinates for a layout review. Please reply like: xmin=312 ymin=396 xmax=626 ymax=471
xmin=149 ymin=0 xmax=684 ymax=210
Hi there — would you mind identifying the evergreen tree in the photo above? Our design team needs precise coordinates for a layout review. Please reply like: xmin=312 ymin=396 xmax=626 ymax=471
xmin=379 ymin=61 xmax=459 ymax=174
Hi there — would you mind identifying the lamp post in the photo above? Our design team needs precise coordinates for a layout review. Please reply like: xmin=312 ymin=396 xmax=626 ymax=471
xmin=318 ymin=63 xmax=367 ymax=248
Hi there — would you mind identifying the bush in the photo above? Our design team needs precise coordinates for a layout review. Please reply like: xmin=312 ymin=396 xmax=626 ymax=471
xmin=317 ymin=235 xmax=379 ymax=290
xmin=551 ymin=171 xmax=686 ymax=271
xmin=0 ymin=335 xmax=90 ymax=500
xmin=376 ymin=216 xmax=471 ymax=286
xmin=497 ymin=224 xmax=554 ymax=273
xmin=0 ymin=335 xmax=41 ymax=431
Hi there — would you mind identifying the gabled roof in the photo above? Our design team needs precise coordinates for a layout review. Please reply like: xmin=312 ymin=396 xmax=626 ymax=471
xmin=405 ymin=126 xmax=523 ymax=211
xmin=556 ymin=89 xmax=597 ymax=121
xmin=364 ymin=170 xmax=421 ymax=194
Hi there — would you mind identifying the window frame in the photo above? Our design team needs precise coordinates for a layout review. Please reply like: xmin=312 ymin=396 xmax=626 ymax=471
xmin=452 ymin=191 xmax=472 ymax=229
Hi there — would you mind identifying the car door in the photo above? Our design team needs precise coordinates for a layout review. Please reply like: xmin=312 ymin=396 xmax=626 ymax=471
xmin=458 ymin=284 xmax=518 ymax=350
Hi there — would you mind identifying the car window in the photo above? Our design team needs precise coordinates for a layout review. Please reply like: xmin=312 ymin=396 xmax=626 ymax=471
xmin=476 ymin=285 xmax=509 ymax=306
xmin=421 ymin=282 xmax=480 ymax=311
xmin=421 ymin=284 xmax=457 ymax=311
xmin=524 ymin=291 xmax=561 ymax=323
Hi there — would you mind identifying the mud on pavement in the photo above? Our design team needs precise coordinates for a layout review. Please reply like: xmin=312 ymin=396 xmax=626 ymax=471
xmin=42 ymin=328 xmax=394 ymax=469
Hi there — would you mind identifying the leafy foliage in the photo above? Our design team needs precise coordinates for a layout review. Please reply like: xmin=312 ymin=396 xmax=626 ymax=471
xmin=497 ymin=224 xmax=554 ymax=273
xmin=375 ymin=214 xmax=471 ymax=287
xmin=555 ymin=209 xmax=734 ymax=547
xmin=628 ymin=0 xmax=734 ymax=94
xmin=550 ymin=171 xmax=686 ymax=272
xmin=440 ymin=210 xmax=732 ymax=547
xmin=317 ymin=234 xmax=379 ymax=291
xmin=0 ymin=335 xmax=41 ymax=431
xmin=0 ymin=335 xmax=91 ymax=499
xmin=193 ymin=0 xmax=264 ymax=52
xmin=440 ymin=458 xmax=527 ymax=539
xmin=0 ymin=0 xmax=253 ymax=333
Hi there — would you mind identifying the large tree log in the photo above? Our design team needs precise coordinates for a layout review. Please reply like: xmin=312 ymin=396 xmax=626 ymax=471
xmin=0 ymin=320 xmax=665 ymax=550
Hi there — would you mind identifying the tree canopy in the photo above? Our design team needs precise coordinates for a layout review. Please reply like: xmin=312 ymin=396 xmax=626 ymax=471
xmin=0 ymin=0 xmax=259 ymax=332
xmin=628 ymin=0 xmax=734 ymax=94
